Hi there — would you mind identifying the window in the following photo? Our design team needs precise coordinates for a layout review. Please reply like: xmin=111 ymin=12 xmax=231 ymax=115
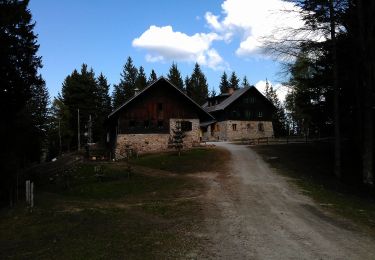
xmin=251 ymin=97 xmax=256 ymax=103
xmin=232 ymin=124 xmax=237 ymax=131
xmin=243 ymin=97 xmax=249 ymax=104
xmin=258 ymin=111 xmax=263 ymax=118
xmin=157 ymin=103 xmax=163 ymax=111
xmin=157 ymin=120 xmax=164 ymax=128
xmin=232 ymin=110 xmax=237 ymax=118
xmin=181 ymin=121 xmax=192 ymax=132
xmin=245 ymin=110 xmax=252 ymax=119
xmin=258 ymin=122 xmax=264 ymax=132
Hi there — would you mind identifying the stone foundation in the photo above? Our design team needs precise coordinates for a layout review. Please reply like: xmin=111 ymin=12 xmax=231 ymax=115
xmin=115 ymin=118 xmax=200 ymax=159
xmin=208 ymin=120 xmax=274 ymax=141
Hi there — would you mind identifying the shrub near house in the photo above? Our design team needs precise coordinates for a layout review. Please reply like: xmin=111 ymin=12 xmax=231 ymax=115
xmin=107 ymin=77 xmax=214 ymax=159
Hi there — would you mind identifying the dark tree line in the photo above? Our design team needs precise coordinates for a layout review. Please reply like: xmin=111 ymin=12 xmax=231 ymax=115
xmin=0 ymin=0 xmax=49 ymax=206
xmin=269 ymin=0 xmax=375 ymax=186
xmin=49 ymin=64 xmax=112 ymax=156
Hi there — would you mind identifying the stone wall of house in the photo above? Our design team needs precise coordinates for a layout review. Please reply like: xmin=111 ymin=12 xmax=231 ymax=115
xmin=169 ymin=118 xmax=200 ymax=147
xmin=115 ymin=133 xmax=170 ymax=159
xmin=209 ymin=120 xmax=273 ymax=141
xmin=115 ymin=118 xmax=200 ymax=159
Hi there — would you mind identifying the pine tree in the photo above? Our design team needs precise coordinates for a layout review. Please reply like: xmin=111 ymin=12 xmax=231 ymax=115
xmin=229 ymin=71 xmax=240 ymax=90
xmin=136 ymin=66 xmax=147 ymax=91
xmin=210 ymin=87 xmax=217 ymax=98
xmin=265 ymin=80 xmax=287 ymax=137
xmin=184 ymin=76 xmax=190 ymax=92
xmin=61 ymin=64 xmax=103 ymax=148
xmin=148 ymin=69 xmax=158 ymax=85
xmin=242 ymin=76 xmax=250 ymax=87
xmin=219 ymin=71 xmax=230 ymax=93
xmin=167 ymin=62 xmax=184 ymax=90
xmin=186 ymin=63 xmax=208 ymax=105
xmin=112 ymin=57 xmax=138 ymax=108
xmin=172 ymin=121 xmax=186 ymax=156
xmin=48 ymin=95 xmax=73 ymax=156
xmin=96 ymin=73 xmax=112 ymax=142
xmin=0 ymin=0 xmax=48 ymax=205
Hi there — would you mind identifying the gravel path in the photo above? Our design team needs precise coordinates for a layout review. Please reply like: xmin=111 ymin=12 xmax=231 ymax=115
xmin=201 ymin=142 xmax=375 ymax=259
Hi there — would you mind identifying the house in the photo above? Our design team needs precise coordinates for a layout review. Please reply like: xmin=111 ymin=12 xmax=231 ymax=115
xmin=107 ymin=77 xmax=214 ymax=159
xmin=201 ymin=86 xmax=274 ymax=141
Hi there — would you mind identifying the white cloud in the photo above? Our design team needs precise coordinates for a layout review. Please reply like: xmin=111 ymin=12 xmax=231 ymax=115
xmin=255 ymin=80 xmax=289 ymax=103
xmin=132 ymin=25 xmax=227 ymax=70
xmin=205 ymin=0 xmax=307 ymax=57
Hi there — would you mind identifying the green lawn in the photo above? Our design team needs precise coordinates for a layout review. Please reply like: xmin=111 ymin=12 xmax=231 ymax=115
xmin=253 ymin=143 xmax=375 ymax=233
xmin=0 ymin=148 xmax=228 ymax=259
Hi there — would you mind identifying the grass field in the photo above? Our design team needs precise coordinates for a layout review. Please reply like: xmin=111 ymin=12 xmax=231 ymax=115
xmin=0 ymin=148 xmax=229 ymax=259
xmin=253 ymin=143 xmax=375 ymax=233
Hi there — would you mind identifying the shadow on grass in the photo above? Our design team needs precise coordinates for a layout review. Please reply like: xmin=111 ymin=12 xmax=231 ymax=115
xmin=0 ymin=148 xmax=229 ymax=259
xmin=130 ymin=148 xmax=230 ymax=174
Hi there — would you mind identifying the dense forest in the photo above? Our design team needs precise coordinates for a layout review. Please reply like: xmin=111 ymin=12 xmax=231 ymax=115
xmin=265 ymin=0 xmax=374 ymax=186
xmin=1 ymin=0 xmax=374 ymax=206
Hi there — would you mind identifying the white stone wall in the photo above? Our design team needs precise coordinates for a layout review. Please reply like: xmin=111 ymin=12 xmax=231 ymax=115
xmin=209 ymin=120 xmax=273 ymax=141
xmin=115 ymin=133 xmax=170 ymax=159
xmin=169 ymin=118 xmax=200 ymax=147
xmin=115 ymin=118 xmax=200 ymax=159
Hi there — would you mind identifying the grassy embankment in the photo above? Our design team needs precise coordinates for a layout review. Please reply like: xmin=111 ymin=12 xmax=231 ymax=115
xmin=253 ymin=143 xmax=375 ymax=233
xmin=0 ymin=148 xmax=228 ymax=259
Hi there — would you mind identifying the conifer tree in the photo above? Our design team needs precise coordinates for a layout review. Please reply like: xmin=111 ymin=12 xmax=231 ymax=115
xmin=148 ymin=69 xmax=158 ymax=85
xmin=167 ymin=62 xmax=184 ymax=90
xmin=219 ymin=71 xmax=230 ymax=93
xmin=210 ymin=87 xmax=217 ymax=98
xmin=265 ymin=80 xmax=287 ymax=137
xmin=112 ymin=56 xmax=138 ymax=108
xmin=96 ymin=73 xmax=112 ymax=141
xmin=186 ymin=63 xmax=208 ymax=105
xmin=0 ymin=0 xmax=48 ymax=205
xmin=61 ymin=64 xmax=103 ymax=147
xmin=135 ymin=66 xmax=147 ymax=90
xmin=229 ymin=71 xmax=240 ymax=90
xmin=172 ymin=121 xmax=185 ymax=156
xmin=242 ymin=76 xmax=250 ymax=87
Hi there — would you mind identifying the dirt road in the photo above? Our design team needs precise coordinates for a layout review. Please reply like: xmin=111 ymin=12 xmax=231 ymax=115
xmin=200 ymin=142 xmax=375 ymax=259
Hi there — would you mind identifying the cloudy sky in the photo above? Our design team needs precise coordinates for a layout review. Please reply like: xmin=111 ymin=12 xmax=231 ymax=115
xmin=30 ymin=0 xmax=302 ymax=101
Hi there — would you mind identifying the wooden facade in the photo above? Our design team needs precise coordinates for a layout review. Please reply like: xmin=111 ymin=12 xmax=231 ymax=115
xmin=202 ymin=86 xmax=275 ymax=141
xmin=107 ymin=77 xmax=214 ymax=156
xmin=206 ymin=87 xmax=274 ymax=122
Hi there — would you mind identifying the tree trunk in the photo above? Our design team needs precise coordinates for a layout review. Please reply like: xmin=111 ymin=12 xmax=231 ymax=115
xmin=329 ymin=0 xmax=341 ymax=179
xmin=357 ymin=0 xmax=374 ymax=186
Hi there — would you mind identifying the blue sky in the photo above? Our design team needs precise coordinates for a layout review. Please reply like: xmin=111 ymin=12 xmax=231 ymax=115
xmin=29 ymin=0 xmax=301 ymax=100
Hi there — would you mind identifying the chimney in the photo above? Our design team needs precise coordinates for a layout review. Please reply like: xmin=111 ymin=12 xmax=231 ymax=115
xmin=228 ymin=87 xmax=234 ymax=95
xmin=134 ymin=88 xmax=140 ymax=96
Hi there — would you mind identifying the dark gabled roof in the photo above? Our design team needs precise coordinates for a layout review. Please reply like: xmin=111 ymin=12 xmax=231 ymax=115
xmin=203 ymin=86 xmax=274 ymax=113
xmin=108 ymin=77 xmax=215 ymax=121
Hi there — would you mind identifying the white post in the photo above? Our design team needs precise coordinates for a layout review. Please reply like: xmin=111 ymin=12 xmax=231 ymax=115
xmin=30 ymin=182 xmax=34 ymax=208
xmin=26 ymin=180 xmax=30 ymax=204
